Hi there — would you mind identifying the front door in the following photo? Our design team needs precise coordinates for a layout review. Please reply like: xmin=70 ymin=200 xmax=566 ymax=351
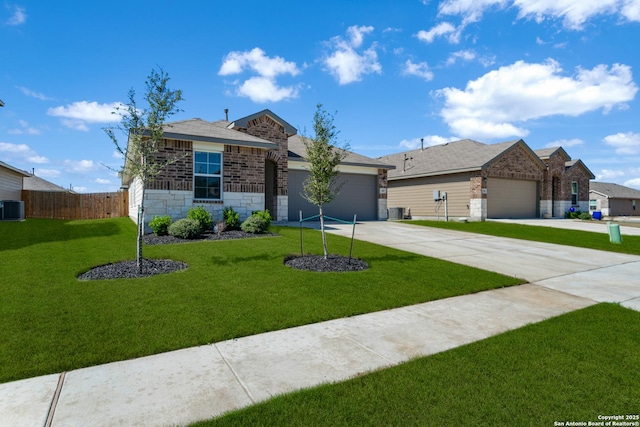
xmin=265 ymin=160 xmax=276 ymax=218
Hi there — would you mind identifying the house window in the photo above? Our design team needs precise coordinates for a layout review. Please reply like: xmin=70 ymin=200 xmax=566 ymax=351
xmin=589 ymin=199 xmax=597 ymax=211
xmin=571 ymin=181 xmax=578 ymax=206
xmin=194 ymin=151 xmax=222 ymax=200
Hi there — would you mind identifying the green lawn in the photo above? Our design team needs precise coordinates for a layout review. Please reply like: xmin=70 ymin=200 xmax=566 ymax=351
xmin=0 ymin=218 xmax=524 ymax=383
xmin=407 ymin=219 xmax=640 ymax=255
xmin=197 ymin=303 xmax=639 ymax=426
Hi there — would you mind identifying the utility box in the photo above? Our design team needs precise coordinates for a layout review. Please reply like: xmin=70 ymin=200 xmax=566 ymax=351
xmin=388 ymin=207 xmax=404 ymax=220
xmin=433 ymin=190 xmax=440 ymax=201
xmin=0 ymin=200 xmax=25 ymax=220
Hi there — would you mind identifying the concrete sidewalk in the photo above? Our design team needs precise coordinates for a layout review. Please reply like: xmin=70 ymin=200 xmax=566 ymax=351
xmin=2 ymin=222 xmax=639 ymax=427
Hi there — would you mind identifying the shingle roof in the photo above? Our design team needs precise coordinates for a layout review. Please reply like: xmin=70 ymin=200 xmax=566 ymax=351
xmin=160 ymin=119 xmax=277 ymax=149
xmin=534 ymin=146 xmax=570 ymax=161
xmin=288 ymin=135 xmax=394 ymax=169
xmin=0 ymin=160 xmax=30 ymax=177
xmin=379 ymin=139 xmax=543 ymax=180
xmin=590 ymin=181 xmax=640 ymax=199
xmin=23 ymin=175 xmax=70 ymax=192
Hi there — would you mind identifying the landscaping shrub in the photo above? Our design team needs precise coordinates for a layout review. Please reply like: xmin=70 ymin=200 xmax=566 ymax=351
xmin=241 ymin=215 xmax=268 ymax=234
xmin=251 ymin=209 xmax=272 ymax=228
xmin=565 ymin=210 xmax=581 ymax=219
xmin=578 ymin=211 xmax=592 ymax=220
xmin=223 ymin=206 xmax=240 ymax=230
xmin=149 ymin=215 xmax=172 ymax=236
xmin=188 ymin=206 xmax=213 ymax=233
xmin=168 ymin=218 xmax=201 ymax=239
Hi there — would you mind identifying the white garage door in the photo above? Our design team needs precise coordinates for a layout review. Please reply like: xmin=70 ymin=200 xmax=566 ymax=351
xmin=288 ymin=170 xmax=377 ymax=221
xmin=487 ymin=178 xmax=538 ymax=218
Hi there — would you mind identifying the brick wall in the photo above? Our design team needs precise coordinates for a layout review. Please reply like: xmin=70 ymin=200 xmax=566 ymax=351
xmin=148 ymin=139 xmax=193 ymax=191
xmin=223 ymin=145 xmax=266 ymax=193
xmin=540 ymin=152 xmax=567 ymax=200
xmin=236 ymin=115 xmax=289 ymax=197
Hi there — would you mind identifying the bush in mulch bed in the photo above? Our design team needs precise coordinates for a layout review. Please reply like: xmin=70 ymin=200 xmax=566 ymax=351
xmin=144 ymin=230 xmax=277 ymax=245
xmin=284 ymin=254 xmax=369 ymax=272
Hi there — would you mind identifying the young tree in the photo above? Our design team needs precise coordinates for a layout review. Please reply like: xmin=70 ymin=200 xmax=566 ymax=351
xmin=301 ymin=104 xmax=349 ymax=259
xmin=104 ymin=67 xmax=183 ymax=273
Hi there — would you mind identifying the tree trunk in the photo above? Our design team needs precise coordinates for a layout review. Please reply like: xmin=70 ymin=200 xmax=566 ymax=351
xmin=137 ymin=184 xmax=146 ymax=274
xmin=319 ymin=205 xmax=329 ymax=259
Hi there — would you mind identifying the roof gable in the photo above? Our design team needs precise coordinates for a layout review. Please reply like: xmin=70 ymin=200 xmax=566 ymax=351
xmin=230 ymin=109 xmax=297 ymax=136
xmin=534 ymin=146 xmax=571 ymax=161
xmin=565 ymin=159 xmax=595 ymax=179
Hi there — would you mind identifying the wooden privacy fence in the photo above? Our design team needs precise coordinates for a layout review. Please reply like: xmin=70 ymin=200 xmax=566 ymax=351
xmin=22 ymin=190 xmax=128 ymax=220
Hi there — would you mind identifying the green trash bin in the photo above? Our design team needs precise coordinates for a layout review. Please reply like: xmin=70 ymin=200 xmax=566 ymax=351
xmin=607 ymin=222 xmax=622 ymax=244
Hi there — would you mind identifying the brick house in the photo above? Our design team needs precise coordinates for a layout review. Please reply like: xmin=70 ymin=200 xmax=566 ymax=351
xmin=379 ymin=139 xmax=593 ymax=221
xmin=122 ymin=109 xmax=393 ymax=226
xmin=535 ymin=147 xmax=595 ymax=217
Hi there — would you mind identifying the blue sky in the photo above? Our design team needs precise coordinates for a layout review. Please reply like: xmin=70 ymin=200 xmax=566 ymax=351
xmin=2 ymin=0 xmax=640 ymax=192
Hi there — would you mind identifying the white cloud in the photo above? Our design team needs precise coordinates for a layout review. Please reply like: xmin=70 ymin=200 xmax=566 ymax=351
xmin=436 ymin=0 xmax=640 ymax=31
xmin=95 ymin=178 xmax=111 ymax=185
xmin=63 ymin=159 xmax=95 ymax=173
xmin=219 ymin=47 xmax=299 ymax=78
xmin=5 ymin=4 xmax=26 ymax=25
xmin=399 ymin=135 xmax=461 ymax=149
xmin=603 ymin=131 xmax=640 ymax=154
xmin=545 ymin=138 xmax=585 ymax=148
xmin=438 ymin=0 xmax=509 ymax=23
xmin=445 ymin=49 xmax=476 ymax=65
xmin=8 ymin=119 xmax=41 ymax=135
xmin=436 ymin=59 xmax=638 ymax=139
xmin=237 ymin=76 xmax=299 ymax=103
xmin=17 ymin=86 xmax=52 ymax=101
xmin=623 ymin=177 xmax=640 ymax=189
xmin=416 ymin=22 xmax=461 ymax=44
xmin=324 ymin=25 xmax=382 ymax=85
xmin=0 ymin=142 xmax=49 ymax=164
xmin=47 ymin=101 xmax=124 ymax=131
xmin=597 ymin=169 xmax=626 ymax=180
xmin=513 ymin=0 xmax=640 ymax=29
xmin=402 ymin=60 xmax=434 ymax=81
xmin=218 ymin=48 xmax=300 ymax=103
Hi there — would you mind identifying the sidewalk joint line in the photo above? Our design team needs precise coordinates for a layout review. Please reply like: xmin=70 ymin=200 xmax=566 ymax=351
xmin=213 ymin=343 xmax=256 ymax=404
xmin=44 ymin=371 xmax=65 ymax=427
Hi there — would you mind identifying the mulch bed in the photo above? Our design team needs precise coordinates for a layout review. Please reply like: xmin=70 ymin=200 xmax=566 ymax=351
xmin=79 ymin=230 xmax=368 ymax=279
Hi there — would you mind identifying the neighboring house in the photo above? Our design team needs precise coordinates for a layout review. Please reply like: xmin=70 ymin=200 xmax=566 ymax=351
xmin=23 ymin=174 xmax=72 ymax=192
xmin=534 ymin=147 xmax=595 ymax=217
xmin=122 ymin=109 xmax=393 ymax=225
xmin=379 ymin=139 xmax=593 ymax=221
xmin=589 ymin=182 xmax=640 ymax=217
xmin=0 ymin=160 xmax=30 ymax=200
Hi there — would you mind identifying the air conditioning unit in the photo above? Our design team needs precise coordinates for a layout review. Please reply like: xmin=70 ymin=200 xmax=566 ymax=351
xmin=1 ymin=200 xmax=25 ymax=220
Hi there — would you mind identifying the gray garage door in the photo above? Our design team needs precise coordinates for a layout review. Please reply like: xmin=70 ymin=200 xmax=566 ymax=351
xmin=288 ymin=170 xmax=377 ymax=221
xmin=487 ymin=178 xmax=538 ymax=218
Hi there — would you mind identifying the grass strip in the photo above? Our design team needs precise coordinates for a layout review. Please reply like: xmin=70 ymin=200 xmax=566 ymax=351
xmin=407 ymin=220 xmax=640 ymax=255
xmin=195 ymin=303 xmax=640 ymax=426
xmin=0 ymin=218 xmax=523 ymax=383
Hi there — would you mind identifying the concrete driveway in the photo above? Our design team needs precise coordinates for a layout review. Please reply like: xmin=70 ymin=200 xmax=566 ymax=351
xmin=322 ymin=220 xmax=640 ymax=310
